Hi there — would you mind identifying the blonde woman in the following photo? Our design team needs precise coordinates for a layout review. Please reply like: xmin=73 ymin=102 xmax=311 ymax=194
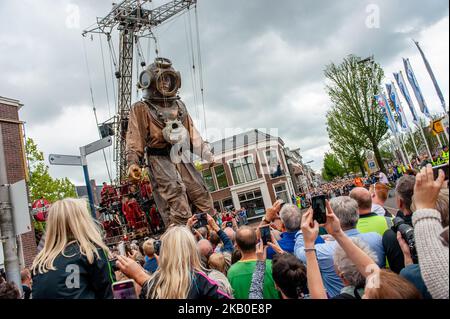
xmin=31 ymin=198 xmax=115 ymax=299
xmin=117 ymin=226 xmax=231 ymax=299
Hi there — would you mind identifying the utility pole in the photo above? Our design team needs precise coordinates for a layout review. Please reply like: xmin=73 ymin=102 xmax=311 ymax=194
xmin=0 ymin=127 xmax=22 ymax=295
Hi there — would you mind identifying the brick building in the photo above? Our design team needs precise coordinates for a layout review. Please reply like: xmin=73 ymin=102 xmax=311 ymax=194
xmin=0 ymin=96 xmax=37 ymax=268
xmin=202 ymin=129 xmax=297 ymax=221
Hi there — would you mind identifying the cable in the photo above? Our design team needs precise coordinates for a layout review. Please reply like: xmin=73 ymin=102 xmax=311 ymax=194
xmin=107 ymin=34 xmax=117 ymax=176
xmin=107 ymin=34 xmax=118 ymax=109
xmin=82 ymin=36 xmax=113 ymax=184
xmin=185 ymin=12 xmax=200 ymax=130
xmin=195 ymin=5 xmax=208 ymax=140
xmin=99 ymin=34 xmax=112 ymax=118
xmin=99 ymin=34 xmax=115 ymax=179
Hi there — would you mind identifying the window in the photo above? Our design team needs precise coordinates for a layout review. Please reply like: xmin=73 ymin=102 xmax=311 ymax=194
xmin=266 ymin=149 xmax=283 ymax=178
xmin=214 ymin=165 xmax=229 ymax=189
xmin=230 ymin=156 xmax=257 ymax=185
xmin=222 ymin=198 xmax=233 ymax=211
xmin=274 ymin=183 xmax=289 ymax=204
xmin=202 ymin=169 xmax=216 ymax=192
xmin=238 ymin=189 xmax=266 ymax=219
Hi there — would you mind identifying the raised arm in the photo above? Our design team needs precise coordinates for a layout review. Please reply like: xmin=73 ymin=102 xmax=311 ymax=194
xmin=324 ymin=200 xmax=379 ymax=278
xmin=301 ymin=209 xmax=327 ymax=299
xmin=249 ymin=241 xmax=266 ymax=299
xmin=412 ymin=165 xmax=448 ymax=299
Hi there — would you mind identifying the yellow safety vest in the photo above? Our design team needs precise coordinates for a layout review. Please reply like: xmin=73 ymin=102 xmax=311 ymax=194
xmin=443 ymin=151 xmax=449 ymax=163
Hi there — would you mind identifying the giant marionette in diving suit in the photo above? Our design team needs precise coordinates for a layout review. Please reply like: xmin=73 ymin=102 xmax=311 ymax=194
xmin=126 ymin=57 xmax=214 ymax=226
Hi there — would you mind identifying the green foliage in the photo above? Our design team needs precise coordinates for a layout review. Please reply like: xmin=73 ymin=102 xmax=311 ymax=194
xmin=325 ymin=55 xmax=389 ymax=173
xmin=26 ymin=138 xmax=77 ymax=203
xmin=322 ymin=152 xmax=345 ymax=181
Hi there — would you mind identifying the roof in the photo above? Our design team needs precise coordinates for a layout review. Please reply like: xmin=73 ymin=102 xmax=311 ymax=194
xmin=0 ymin=96 xmax=23 ymax=109
xmin=210 ymin=129 xmax=284 ymax=155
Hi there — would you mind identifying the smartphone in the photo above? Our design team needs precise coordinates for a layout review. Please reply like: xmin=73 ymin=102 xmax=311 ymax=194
xmin=259 ymin=225 xmax=271 ymax=245
xmin=311 ymin=195 xmax=327 ymax=224
xmin=153 ymin=240 xmax=161 ymax=255
xmin=226 ymin=221 xmax=233 ymax=228
xmin=112 ymin=279 xmax=137 ymax=299
xmin=194 ymin=213 xmax=208 ymax=228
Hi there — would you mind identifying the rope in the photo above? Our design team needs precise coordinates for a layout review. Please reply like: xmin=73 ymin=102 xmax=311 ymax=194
xmin=107 ymin=34 xmax=117 ymax=109
xmin=82 ymin=36 xmax=113 ymax=184
xmin=195 ymin=5 xmax=208 ymax=140
xmin=185 ymin=12 xmax=200 ymax=130
xmin=99 ymin=34 xmax=112 ymax=118
xmin=99 ymin=34 xmax=114 ymax=178
xmin=106 ymin=35 xmax=117 ymax=174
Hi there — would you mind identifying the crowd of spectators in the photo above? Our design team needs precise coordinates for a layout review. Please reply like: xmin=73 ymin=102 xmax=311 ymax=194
xmin=0 ymin=163 xmax=448 ymax=300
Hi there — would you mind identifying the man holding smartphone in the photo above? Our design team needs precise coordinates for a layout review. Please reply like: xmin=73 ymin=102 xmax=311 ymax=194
xmin=227 ymin=226 xmax=280 ymax=299
xmin=261 ymin=201 xmax=324 ymax=260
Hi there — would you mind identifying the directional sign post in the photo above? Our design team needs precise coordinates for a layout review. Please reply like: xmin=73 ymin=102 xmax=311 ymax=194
xmin=49 ymin=154 xmax=82 ymax=166
xmin=79 ymin=136 xmax=112 ymax=218
xmin=49 ymin=136 xmax=113 ymax=219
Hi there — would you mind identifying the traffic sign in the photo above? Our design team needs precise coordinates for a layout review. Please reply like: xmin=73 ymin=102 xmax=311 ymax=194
xmin=10 ymin=179 xmax=32 ymax=235
xmin=82 ymin=136 xmax=113 ymax=156
xmin=49 ymin=154 xmax=82 ymax=166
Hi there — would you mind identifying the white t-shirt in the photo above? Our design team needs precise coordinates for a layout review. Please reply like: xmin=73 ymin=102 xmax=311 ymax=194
xmin=372 ymin=203 xmax=386 ymax=216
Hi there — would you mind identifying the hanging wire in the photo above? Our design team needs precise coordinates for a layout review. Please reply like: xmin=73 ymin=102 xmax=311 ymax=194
xmin=135 ymin=41 xmax=139 ymax=101
xmin=185 ymin=12 xmax=200 ymax=130
xmin=82 ymin=36 xmax=113 ymax=184
xmin=99 ymin=34 xmax=112 ymax=118
xmin=106 ymin=34 xmax=117 ymax=172
xmin=107 ymin=34 xmax=118 ymax=108
xmin=99 ymin=34 xmax=114 ymax=178
xmin=194 ymin=5 xmax=208 ymax=140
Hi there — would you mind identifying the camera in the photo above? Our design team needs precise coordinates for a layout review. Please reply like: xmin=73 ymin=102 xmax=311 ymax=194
xmin=392 ymin=217 xmax=418 ymax=264
xmin=194 ymin=212 xmax=208 ymax=228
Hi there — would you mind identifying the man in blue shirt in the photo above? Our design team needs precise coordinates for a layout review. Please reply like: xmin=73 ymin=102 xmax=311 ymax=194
xmin=267 ymin=204 xmax=324 ymax=259
xmin=294 ymin=196 xmax=385 ymax=297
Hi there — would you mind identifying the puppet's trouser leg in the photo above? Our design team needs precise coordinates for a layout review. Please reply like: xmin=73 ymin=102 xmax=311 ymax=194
xmin=177 ymin=162 xmax=214 ymax=214
xmin=148 ymin=155 xmax=192 ymax=226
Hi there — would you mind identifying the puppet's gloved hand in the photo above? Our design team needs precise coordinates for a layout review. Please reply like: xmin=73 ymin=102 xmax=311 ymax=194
xmin=128 ymin=164 xmax=142 ymax=182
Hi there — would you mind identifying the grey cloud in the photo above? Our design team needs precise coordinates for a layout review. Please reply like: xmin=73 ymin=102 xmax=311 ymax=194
xmin=0 ymin=0 xmax=448 ymax=181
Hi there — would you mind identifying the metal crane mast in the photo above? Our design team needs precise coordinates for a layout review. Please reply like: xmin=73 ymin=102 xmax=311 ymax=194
xmin=83 ymin=0 xmax=197 ymax=183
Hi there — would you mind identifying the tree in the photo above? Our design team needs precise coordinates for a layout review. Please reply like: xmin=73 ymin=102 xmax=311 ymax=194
xmin=322 ymin=152 xmax=345 ymax=181
xmin=325 ymin=55 xmax=389 ymax=172
xmin=327 ymin=107 xmax=367 ymax=176
xmin=26 ymin=138 xmax=77 ymax=202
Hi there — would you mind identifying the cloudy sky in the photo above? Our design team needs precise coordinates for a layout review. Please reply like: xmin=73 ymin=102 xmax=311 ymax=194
xmin=0 ymin=0 xmax=448 ymax=185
